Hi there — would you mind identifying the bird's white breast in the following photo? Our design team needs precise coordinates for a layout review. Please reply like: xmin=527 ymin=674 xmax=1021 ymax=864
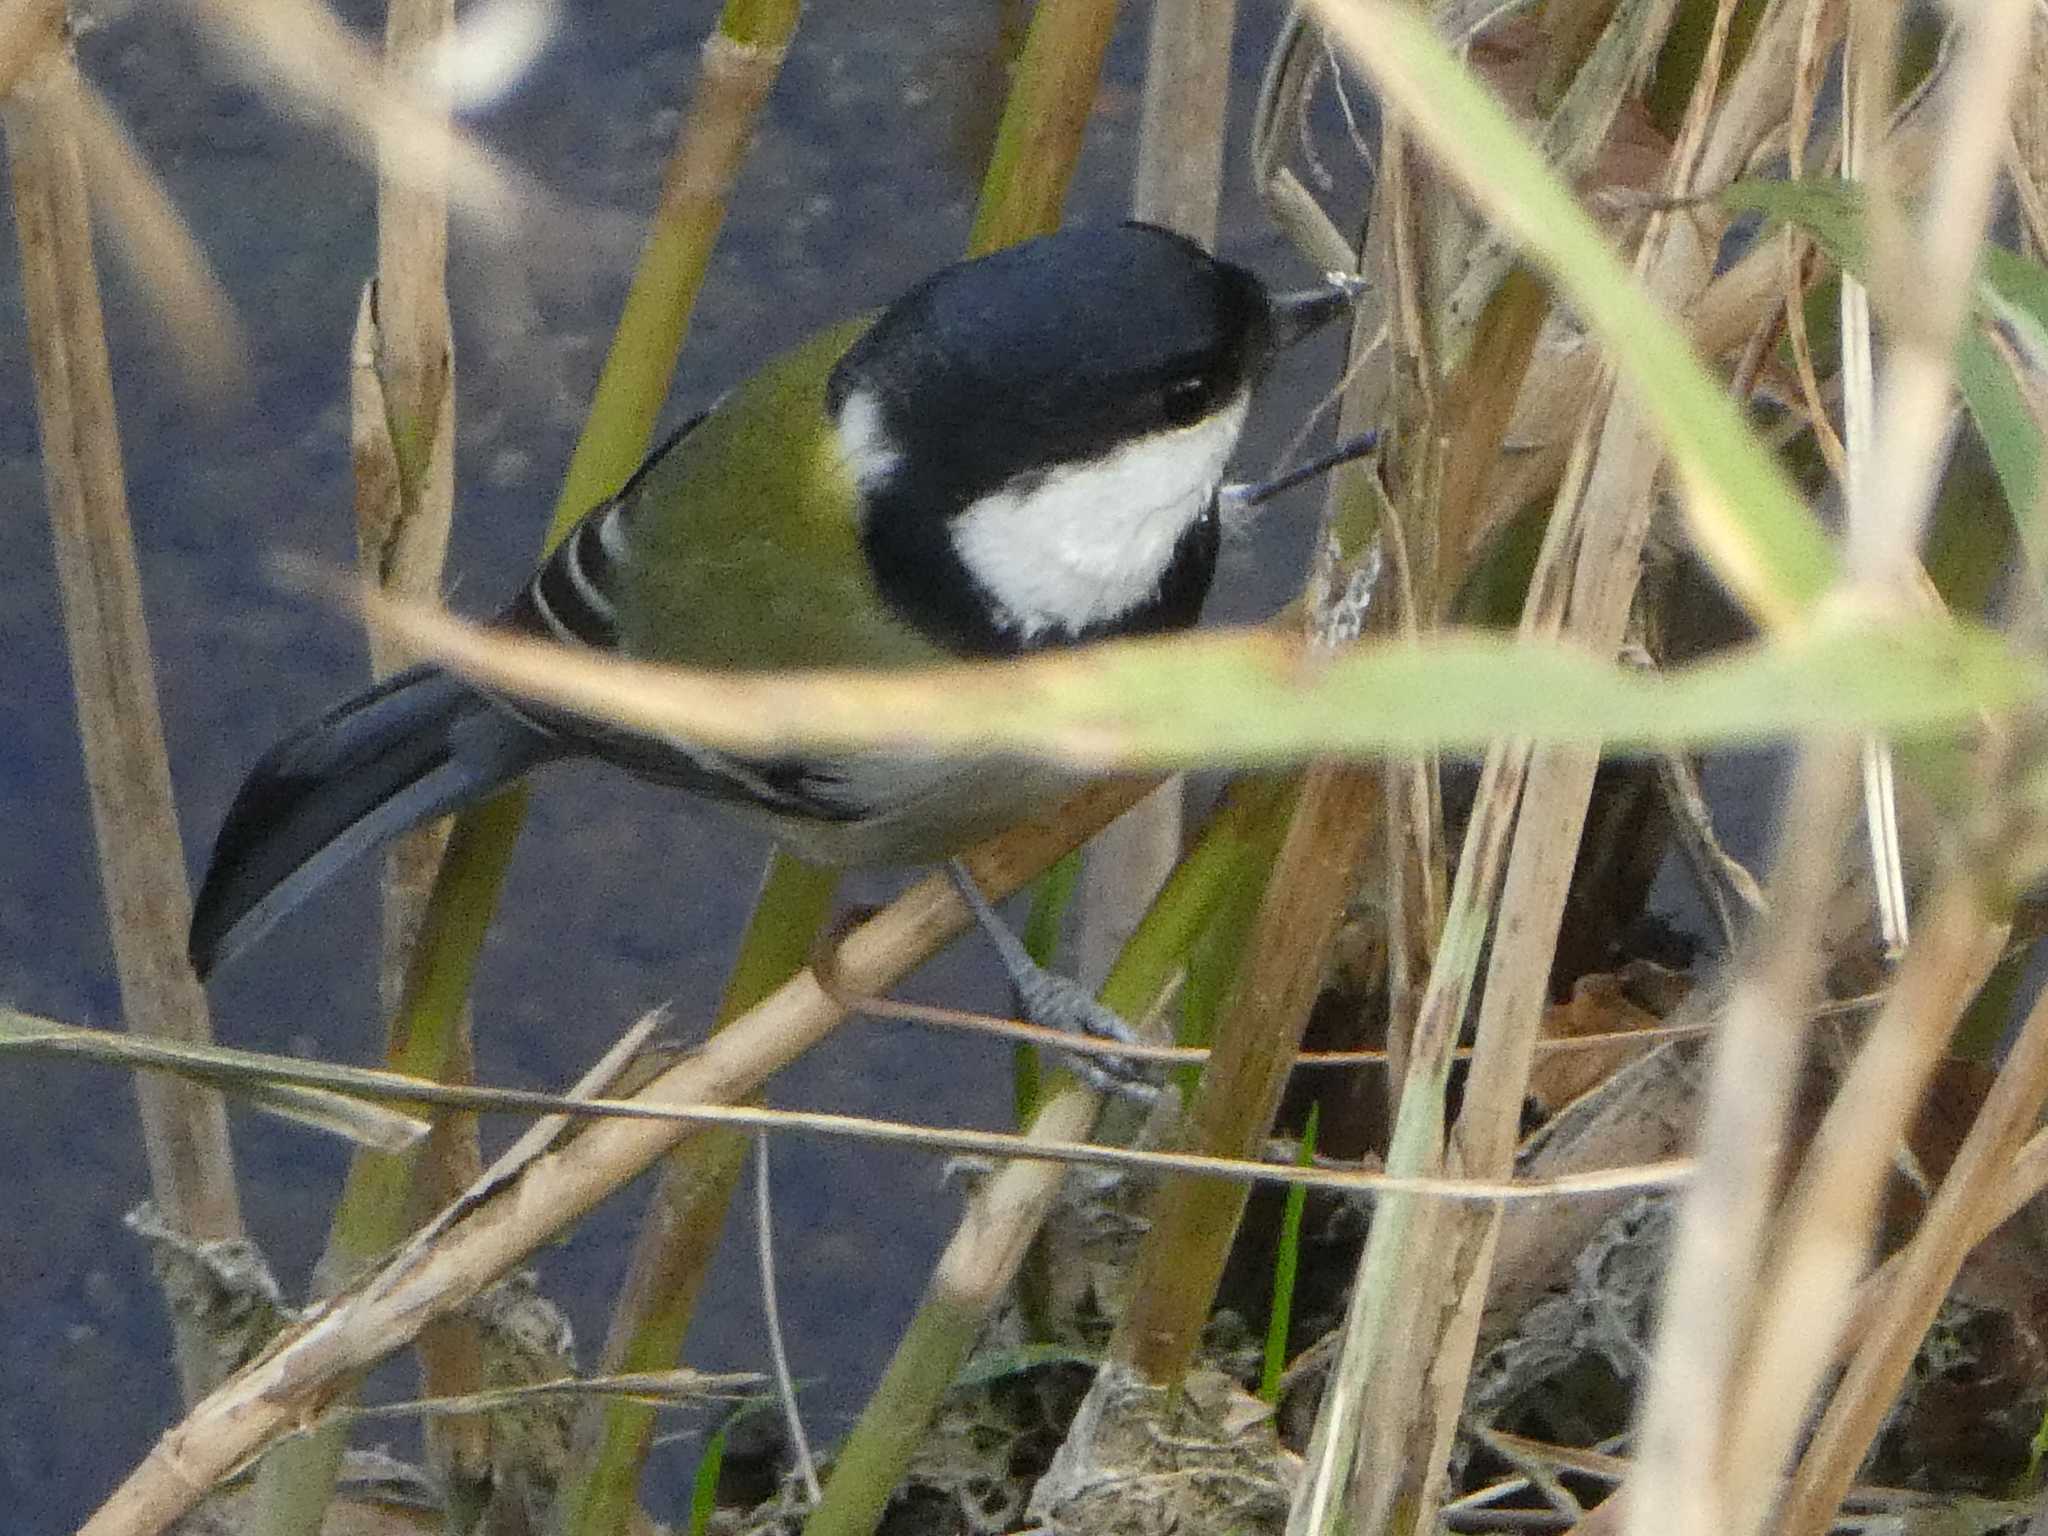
xmin=949 ymin=394 xmax=1248 ymax=641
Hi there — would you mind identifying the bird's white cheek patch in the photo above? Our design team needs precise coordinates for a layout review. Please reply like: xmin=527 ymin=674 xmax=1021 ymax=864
xmin=951 ymin=394 xmax=1248 ymax=640
xmin=834 ymin=387 xmax=903 ymax=506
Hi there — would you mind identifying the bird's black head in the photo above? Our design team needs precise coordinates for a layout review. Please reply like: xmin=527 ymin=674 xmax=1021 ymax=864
xmin=828 ymin=223 xmax=1275 ymax=491
xmin=827 ymin=223 xmax=1297 ymax=656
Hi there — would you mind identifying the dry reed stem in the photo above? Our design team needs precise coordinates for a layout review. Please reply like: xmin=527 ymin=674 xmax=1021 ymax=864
xmin=1113 ymin=761 xmax=1383 ymax=1384
xmin=1290 ymin=707 xmax=1544 ymax=1533
xmin=1781 ymin=971 xmax=2048 ymax=1533
xmin=1629 ymin=739 xmax=1859 ymax=1536
xmin=1252 ymin=12 xmax=1363 ymax=274
xmin=1851 ymin=0 xmax=2032 ymax=582
xmin=0 ymin=0 xmax=59 ymax=99
xmin=407 ymin=1025 xmax=488 ymax=1501
xmin=349 ymin=0 xmax=460 ymax=1030
xmin=4 ymin=38 xmax=245 ymax=1405
xmin=2008 ymin=11 xmax=2048 ymax=259
xmin=76 ymin=783 xmax=1152 ymax=1536
xmin=1074 ymin=0 xmax=1238 ymax=988
xmin=1324 ymin=226 xmax=1543 ymax=1536
xmin=1417 ymin=0 xmax=1758 ymax=1485
xmin=1839 ymin=15 xmax=1908 ymax=957
xmin=1782 ymin=0 xmax=1847 ymax=483
xmin=1291 ymin=363 xmax=1606 ymax=1525
xmin=1721 ymin=877 xmax=2004 ymax=1528
xmin=1132 ymin=0 xmax=1235 ymax=236
xmin=1373 ymin=133 xmax=1442 ymax=1122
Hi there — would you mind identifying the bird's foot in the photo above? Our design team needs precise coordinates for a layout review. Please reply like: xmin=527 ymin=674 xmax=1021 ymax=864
xmin=947 ymin=860 xmax=1159 ymax=1104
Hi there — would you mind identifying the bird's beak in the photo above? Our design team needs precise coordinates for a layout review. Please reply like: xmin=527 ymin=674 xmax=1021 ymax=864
xmin=1268 ymin=271 xmax=1369 ymax=351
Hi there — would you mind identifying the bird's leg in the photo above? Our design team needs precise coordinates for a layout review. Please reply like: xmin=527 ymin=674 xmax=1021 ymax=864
xmin=946 ymin=860 xmax=1159 ymax=1103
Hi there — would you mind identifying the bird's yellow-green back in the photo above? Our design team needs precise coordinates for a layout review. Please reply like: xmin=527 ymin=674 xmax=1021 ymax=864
xmin=614 ymin=317 xmax=946 ymax=673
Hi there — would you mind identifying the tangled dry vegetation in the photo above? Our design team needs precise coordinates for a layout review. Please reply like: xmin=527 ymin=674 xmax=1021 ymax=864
xmin=10 ymin=0 xmax=2048 ymax=1533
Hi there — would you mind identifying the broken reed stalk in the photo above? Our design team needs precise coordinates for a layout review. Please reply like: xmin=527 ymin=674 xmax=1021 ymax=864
xmin=4 ymin=31 xmax=246 ymax=1406
xmin=76 ymin=782 xmax=1157 ymax=1536
xmin=1071 ymin=0 xmax=1238 ymax=989
xmin=249 ymin=3 xmax=471 ymax=1525
xmin=357 ymin=0 xmax=458 ymax=1006
xmin=368 ymin=0 xmax=483 ymax=1508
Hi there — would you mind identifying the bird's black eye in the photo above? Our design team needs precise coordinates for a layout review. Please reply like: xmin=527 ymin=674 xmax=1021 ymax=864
xmin=1162 ymin=373 xmax=1219 ymax=427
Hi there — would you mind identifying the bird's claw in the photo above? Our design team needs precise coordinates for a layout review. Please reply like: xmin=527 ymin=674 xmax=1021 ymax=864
xmin=947 ymin=860 xmax=1162 ymax=1106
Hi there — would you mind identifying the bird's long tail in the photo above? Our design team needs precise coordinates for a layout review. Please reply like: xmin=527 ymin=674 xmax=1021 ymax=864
xmin=188 ymin=663 xmax=553 ymax=978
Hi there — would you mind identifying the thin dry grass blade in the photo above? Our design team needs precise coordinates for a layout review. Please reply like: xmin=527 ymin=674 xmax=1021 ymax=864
xmin=0 ymin=1005 xmax=1698 ymax=1199
xmin=356 ymin=588 xmax=2040 ymax=764
xmin=0 ymin=1008 xmax=429 ymax=1150
xmin=51 ymin=74 xmax=246 ymax=395
xmin=1628 ymin=740 xmax=1857 ymax=1536
xmin=182 ymin=0 xmax=527 ymax=225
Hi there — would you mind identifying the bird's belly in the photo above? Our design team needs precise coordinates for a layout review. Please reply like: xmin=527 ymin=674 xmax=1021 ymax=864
xmin=722 ymin=753 xmax=1088 ymax=867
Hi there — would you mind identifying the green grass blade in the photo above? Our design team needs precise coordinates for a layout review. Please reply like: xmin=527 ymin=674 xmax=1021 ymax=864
xmin=1262 ymin=1102 xmax=1319 ymax=1403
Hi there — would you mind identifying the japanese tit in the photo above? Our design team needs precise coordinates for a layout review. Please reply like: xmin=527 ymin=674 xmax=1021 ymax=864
xmin=188 ymin=222 xmax=1356 ymax=978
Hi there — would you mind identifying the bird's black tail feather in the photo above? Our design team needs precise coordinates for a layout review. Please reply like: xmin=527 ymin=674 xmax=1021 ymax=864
xmin=189 ymin=663 xmax=552 ymax=978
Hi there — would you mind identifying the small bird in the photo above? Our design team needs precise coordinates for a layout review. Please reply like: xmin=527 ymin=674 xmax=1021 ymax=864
xmin=188 ymin=222 xmax=1358 ymax=990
